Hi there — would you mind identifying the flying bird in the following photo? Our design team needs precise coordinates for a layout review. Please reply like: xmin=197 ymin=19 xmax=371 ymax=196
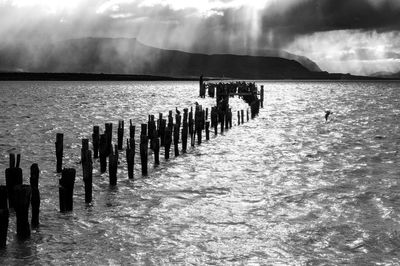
xmin=325 ymin=110 xmax=333 ymax=121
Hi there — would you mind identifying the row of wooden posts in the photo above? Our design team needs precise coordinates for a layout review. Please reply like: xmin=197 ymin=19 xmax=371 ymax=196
xmin=0 ymin=82 xmax=264 ymax=247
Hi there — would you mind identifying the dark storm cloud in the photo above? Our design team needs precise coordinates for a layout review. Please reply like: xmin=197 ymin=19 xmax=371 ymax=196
xmin=260 ymin=0 xmax=400 ymax=38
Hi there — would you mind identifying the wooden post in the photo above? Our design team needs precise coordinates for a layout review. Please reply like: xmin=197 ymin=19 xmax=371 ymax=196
xmin=109 ymin=146 xmax=118 ymax=186
xmin=241 ymin=110 xmax=244 ymax=124
xmin=157 ymin=113 xmax=163 ymax=137
xmin=206 ymin=121 xmax=210 ymax=140
xmin=182 ymin=108 xmax=188 ymax=153
xmin=225 ymin=111 xmax=229 ymax=130
xmin=164 ymin=126 xmax=172 ymax=159
xmin=159 ymin=119 xmax=166 ymax=147
xmin=14 ymin=184 xmax=31 ymax=239
xmin=212 ymin=107 xmax=218 ymax=135
xmin=237 ymin=111 xmax=240 ymax=125
xmin=220 ymin=111 xmax=225 ymax=134
xmin=118 ymin=120 xmax=124 ymax=150
xmin=5 ymin=153 xmax=23 ymax=209
xmin=260 ymin=85 xmax=264 ymax=108
xmin=174 ymin=124 xmax=179 ymax=157
xmin=92 ymin=126 xmax=100 ymax=159
xmin=126 ymin=139 xmax=135 ymax=179
xmin=0 ymin=185 xmax=9 ymax=247
xmin=206 ymin=108 xmax=209 ymax=121
xmin=247 ymin=109 xmax=249 ymax=122
xmin=105 ymin=123 xmax=113 ymax=156
xmin=55 ymin=133 xmax=63 ymax=173
xmin=83 ymin=150 xmax=93 ymax=202
xmin=30 ymin=164 xmax=40 ymax=227
xmin=140 ymin=133 xmax=148 ymax=176
xmin=59 ymin=168 xmax=75 ymax=212
xmin=141 ymin=124 xmax=148 ymax=138
xmin=99 ymin=134 xmax=107 ymax=173
xmin=153 ymin=138 xmax=160 ymax=165
xmin=168 ymin=110 xmax=173 ymax=129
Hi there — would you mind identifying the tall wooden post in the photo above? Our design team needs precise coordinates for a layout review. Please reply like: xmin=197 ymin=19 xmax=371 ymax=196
xmin=30 ymin=164 xmax=40 ymax=227
xmin=55 ymin=133 xmax=63 ymax=173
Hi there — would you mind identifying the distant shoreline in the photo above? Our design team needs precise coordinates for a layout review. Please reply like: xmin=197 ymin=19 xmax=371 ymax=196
xmin=0 ymin=72 xmax=397 ymax=81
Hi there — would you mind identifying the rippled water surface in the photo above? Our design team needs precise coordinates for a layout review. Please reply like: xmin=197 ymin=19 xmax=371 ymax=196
xmin=1 ymin=81 xmax=400 ymax=265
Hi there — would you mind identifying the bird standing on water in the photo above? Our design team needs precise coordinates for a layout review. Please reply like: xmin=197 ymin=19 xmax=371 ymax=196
xmin=325 ymin=110 xmax=333 ymax=121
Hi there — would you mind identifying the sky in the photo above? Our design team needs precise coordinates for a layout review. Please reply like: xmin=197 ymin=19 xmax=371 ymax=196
xmin=0 ymin=0 xmax=400 ymax=75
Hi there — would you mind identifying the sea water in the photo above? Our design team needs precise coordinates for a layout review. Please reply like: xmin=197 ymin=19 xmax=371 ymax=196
xmin=0 ymin=80 xmax=400 ymax=265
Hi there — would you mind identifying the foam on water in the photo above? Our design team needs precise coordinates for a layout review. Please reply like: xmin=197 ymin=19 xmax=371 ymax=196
xmin=0 ymin=80 xmax=400 ymax=265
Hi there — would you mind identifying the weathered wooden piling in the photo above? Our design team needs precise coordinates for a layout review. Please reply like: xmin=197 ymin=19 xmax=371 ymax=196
xmin=174 ymin=124 xmax=180 ymax=156
xmin=241 ymin=110 xmax=244 ymax=124
xmin=212 ymin=107 xmax=218 ymax=135
xmin=148 ymin=115 xmax=157 ymax=142
xmin=228 ymin=109 xmax=233 ymax=128
xmin=92 ymin=126 xmax=100 ymax=159
xmin=168 ymin=111 xmax=173 ymax=129
xmin=164 ymin=126 xmax=172 ymax=159
xmin=14 ymin=184 xmax=31 ymax=239
xmin=181 ymin=109 xmax=188 ymax=153
xmin=99 ymin=134 xmax=107 ymax=173
xmin=126 ymin=139 xmax=135 ymax=179
xmin=30 ymin=164 xmax=40 ymax=227
xmin=5 ymin=153 xmax=23 ymax=209
xmin=159 ymin=119 xmax=166 ymax=147
xmin=82 ymin=150 xmax=93 ymax=202
xmin=247 ymin=109 xmax=249 ymax=121
xmin=109 ymin=146 xmax=118 ymax=186
xmin=59 ymin=168 xmax=75 ymax=212
xmin=118 ymin=120 xmax=124 ymax=150
xmin=206 ymin=121 xmax=210 ymax=140
xmin=206 ymin=108 xmax=209 ymax=121
xmin=153 ymin=138 xmax=160 ymax=165
xmin=260 ymin=85 xmax=264 ymax=108
xmin=158 ymin=113 xmax=163 ymax=136
xmin=55 ymin=133 xmax=63 ymax=173
xmin=220 ymin=111 xmax=225 ymax=133
xmin=81 ymin=138 xmax=89 ymax=175
xmin=105 ymin=123 xmax=113 ymax=156
xmin=0 ymin=186 xmax=9 ymax=247
xmin=237 ymin=111 xmax=241 ymax=125
xmin=140 ymin=129 xmax=148 ymax=176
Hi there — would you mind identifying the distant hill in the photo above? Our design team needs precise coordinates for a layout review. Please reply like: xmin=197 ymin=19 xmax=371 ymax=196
xmin=370 ymin=71 xmax=400 ymax=79
xmin=0 ymin=37 xmax=326 ymax=79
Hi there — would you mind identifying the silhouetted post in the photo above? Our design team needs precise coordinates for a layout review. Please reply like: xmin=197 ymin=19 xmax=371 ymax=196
xmin=109 ymin=146 xmax=118 ymax=186
xmin=14 ymin=184 xmax=31 ymax=239
xmin=126 ymin=139 xmax=135 ymax=179
xmin=83 ymin=151 xmax=93 ymax=203
xmin=92 ymin=126 xmax=100 ymax=159
xmin=0 ymin=186 xmax=9 ymax=247
xmin=241 ymin=110 xmax=244 ymax=124
xmin=237 ymin=111 xmax=241 ymax=125
xmin=160 ymin=119 xmax=166 ymax=147
xmin=212 ymin=107 xmax=218 ymax=135
xmin=174 ymin=124 xmax=179 ymax=157
xmin=206 ymin=121 xmax=210 ymax=140
xmin=5 ymin=153 xmax=23 ymax=209
xmin=199 ymin=75 xmax=204 ymax=97
xmin=105 ymin=123 xmax=113 ymax=156
xmin=140 ymin=134 xmax=148 ymax=176
xmin=81 ymin=138 xmax=89 ymax=176
xmin=157 ymin=113 xmax=163 ymax=136
xmin=206 ymin=108 xmax=209 ymax=121
xmin=220 ymin=111 xmax=225 ymax=134
xmin=148 ymin=115 xmax=156 ymax=140
xmin=30 ymin=164 xmax=40 ymax=227
xmin=182 ymin=108 xmax=188 ymax=153
xmin=164 ymin=126 xmax=172 ymax=159
xmin=55 ymin=133 xmax=63 ymax=173
xmin=118 ymin=120 xmax=124 ymax=150
xmin=99 ymin=134 xmax=107 ymax=173
xmin=225 ymin=111 xmax=229 ymax=130
xmin=260 ymin=85 xmax=264 ymax=108
xmin=168 ymin=111 xmax=173 ymax=129
xmin=153 ymin=138 xmax=160 ymax=165
xmin=59 ymin=168 xmax=75 ymax=212
xmin=247 ymin=109 xmax=249 ymax=122
xmin=129 ymin=120 xmax=135 ymax=140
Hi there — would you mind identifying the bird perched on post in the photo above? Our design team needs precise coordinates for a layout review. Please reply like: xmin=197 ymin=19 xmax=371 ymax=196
xmin=325 ymin=110 xmax=333 ymax=121
xmin=175 ymin=107 xmax=180 ymax=115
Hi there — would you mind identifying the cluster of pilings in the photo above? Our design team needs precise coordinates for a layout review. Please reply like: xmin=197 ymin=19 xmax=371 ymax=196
xmin=1 ymin=154 xmax=40 ymax=247
xmin=1 ymin=81 xmax=265 ymax=247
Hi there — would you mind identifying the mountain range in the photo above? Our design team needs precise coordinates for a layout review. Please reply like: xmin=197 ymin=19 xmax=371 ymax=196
xmin=0 ymin=37 xmax=380 ymax=80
